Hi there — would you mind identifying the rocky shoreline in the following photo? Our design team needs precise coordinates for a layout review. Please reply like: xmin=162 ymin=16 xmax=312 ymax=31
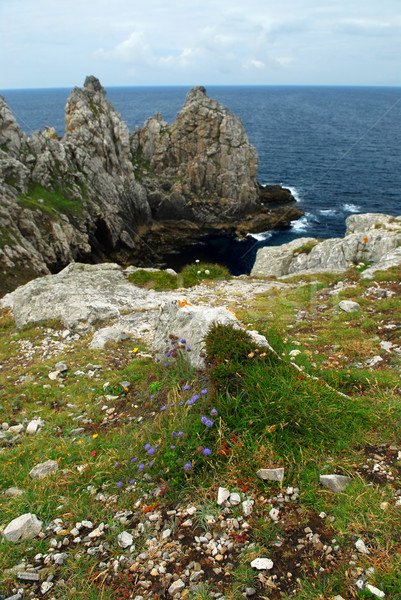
xmin=0 ymin=77 xmax=301 ymax=295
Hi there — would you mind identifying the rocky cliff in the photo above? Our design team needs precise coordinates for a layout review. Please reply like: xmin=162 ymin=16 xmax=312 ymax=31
xmin=0 ymin=77 xmax=301 ymax=295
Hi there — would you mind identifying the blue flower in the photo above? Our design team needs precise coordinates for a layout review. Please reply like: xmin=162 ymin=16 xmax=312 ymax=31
xmin=172 ymin=432 xmax=177 ymax=437
xmin=201 ymin=416 xmax=213 ymax=427
xmin=144 ymin=443 xmax=151 ymax=451
xmin=184 ymin=462 xmax=192 ymax=471
xmin=201 ymin=389 xmax=208 ymax=395
xmin=117 ymin=481 xmax=123 ymax=488
xmin=129 ymin=478 xmax=136 ymax=484
xmin=164 ymin=363 xmax=169 ymax=368
xmin=179 ymin=401 xmax=184 ymax=406
xmin=183 ymin=384 xmax=190 ymax=390
xmin=178 ymin=431 xmax=184 ymax=436
xmin=148 ymin=461 xmax=155 ymax=468
xmin=180 ymin=339 xmax=186 ymax=344
xmin=131 ymin=457 xmax=137 ymax=463
xmin=171 ymin=445 xmax=176 ymax=449
xmin=203 ymin=448 xmax=211 ymax=456
xmin=138 ymin=463 xmax=145 ymax=471
xmin=150 ymin=394 xmax=155 ymax=399
xmin=210 ymin=408 xmax=218 ymax=416
xmin=160 ymin=405 xmax=167 ymax=411
xmin=147 ymin=447 xmax=155 ymax=455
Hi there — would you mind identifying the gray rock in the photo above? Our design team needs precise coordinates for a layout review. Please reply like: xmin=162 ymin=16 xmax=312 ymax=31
xmin=256 ymin=467 xmax=284 ymax=482
xmin=338 ymin=300 xmax=361 ymax=313
xmin=4 ymin=487 xmax=26 ymax=497
xmin=89 ymin=326 xmax=131 ymax=349
xmin=168 ymin=579 xmax=185 ymax=596
xmin=3 ymin=513 xmax=42 ymax=542
xmin=217 ymin=487 xmax=230 ymax=505
xmin=26 ymin=418 xmax=44 ymax=435
xmin=319 ymin=474 xmax=351 ymax=493
xmin=53 ymin=552 xmax=68 ymax=565
xmin=154 ymin=299 xmax=272 ymax=369
xmin=55 ymin=361 xmax=68 ymax=372
xmin=251 ymin=237 xmax=316 ymax=277
xmin=29 ymin=459 xmax=59 ymax=480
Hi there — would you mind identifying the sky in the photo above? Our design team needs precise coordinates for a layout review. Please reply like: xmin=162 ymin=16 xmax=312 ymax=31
xmin=1 ymin=0 xmax=400 ymax=89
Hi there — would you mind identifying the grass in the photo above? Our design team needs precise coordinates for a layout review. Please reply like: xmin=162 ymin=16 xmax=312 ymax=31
xmin=128 ymin=261 xmax=231 ymax=291
xmin=0 ymin=264 xmax=401 ymax=598
xmin=18 ymin=183 xmax=84 ymax=216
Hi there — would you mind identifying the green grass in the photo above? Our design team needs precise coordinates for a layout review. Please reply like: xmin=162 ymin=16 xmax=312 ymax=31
xmin=128 ymin=261 xmax=231 ymax=291
xmin=18 ymin=183 xmax=84 ymax=216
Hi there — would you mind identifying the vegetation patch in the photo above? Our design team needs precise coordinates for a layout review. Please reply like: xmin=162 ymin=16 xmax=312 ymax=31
xmin=18 ymin=183 xmax=83 ymax=216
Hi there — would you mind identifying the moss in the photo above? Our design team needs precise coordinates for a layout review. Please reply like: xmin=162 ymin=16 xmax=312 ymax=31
xmin=293 ymin=240 xmax=322 ymax=256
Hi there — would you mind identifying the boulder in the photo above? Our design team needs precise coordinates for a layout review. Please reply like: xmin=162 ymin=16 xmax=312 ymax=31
xmin=338 ymin=300 xmax=360 ymax=313
xmin=256 ymin=467 xmax=285 ymax=482
xmin=153 ymin=299 xmax=273 ymax=369
xmin=89 ymin=326 xmax=131 ymax=349
xmin=3 ymin=513 xmax=42 ymax=542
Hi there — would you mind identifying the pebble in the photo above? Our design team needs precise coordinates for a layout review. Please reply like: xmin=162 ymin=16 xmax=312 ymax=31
xmin=250 ymin=558 xmax=274 ymax=570
xmin=355 ymin=538 xmax=370 ymax=554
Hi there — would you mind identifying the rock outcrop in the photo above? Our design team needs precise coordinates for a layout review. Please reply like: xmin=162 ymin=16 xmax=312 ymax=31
xmin=251 ymin=213 xmax=401 ymax=278
xmin=0 ymin=77 xmax=300 ymax=295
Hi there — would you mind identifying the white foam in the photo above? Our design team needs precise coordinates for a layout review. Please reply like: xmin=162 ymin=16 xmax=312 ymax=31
xmin=247 ymin=231 xmax=273 ymax=242
xmin=343 ymin=203 xmax=361 ymax=213
xmin=319 ymin=209 xmax=337 ymax=216
xmin=283 ymin=185 xmax=302 ymax=202
xmin=291 ymin=216 xmax=309 ymax=232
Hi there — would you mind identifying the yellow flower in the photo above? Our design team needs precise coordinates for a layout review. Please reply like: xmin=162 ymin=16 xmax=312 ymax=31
xmin=92 ymin=434 xmax=98 ymax=439
xmin=133 ymin=347 xmax=139 ymax=353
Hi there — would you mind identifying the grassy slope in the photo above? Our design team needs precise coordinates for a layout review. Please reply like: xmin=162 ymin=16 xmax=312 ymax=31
xmin=0 ymin=265 xmax=400 ymax=600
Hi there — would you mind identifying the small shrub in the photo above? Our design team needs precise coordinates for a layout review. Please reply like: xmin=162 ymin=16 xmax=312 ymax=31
xmin=179 ymin=261 xmax=231 ymax=288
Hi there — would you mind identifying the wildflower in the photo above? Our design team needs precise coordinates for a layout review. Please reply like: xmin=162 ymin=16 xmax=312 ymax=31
xmin=90 ymin=450 xmax=97 ymax=456
xmin=184 ymin=462 xmax=192 ymax=471
xmin=205 ymin=419 xmax=214 ymax=428
xmin=149 ymin=461 xmax=155 ymax=468
xmin=178 ymin=431 xmax=184 ymax=436
xmin=171 ymin=445 xmax=176 ymax=449
xmin=133 ymin=347 xmax=139 ymax=353
xmin=180 ymin=339 xmax=186 ymax=344
xmin=203 ymin=448 xmax=211 ymax=456
xmin=170 ymin=402 xmax=175 ymax=407
xmin=156 ymin=358 xmax=160 ymax=362
xmin=201 ymin=389 xmax=208 ymax=395
xmin=197 ymin=446 xmax=204 ymax=454
xmin=150 ymin=394 xmax=155 ymax=399
xmin=131 ymin=457 xmax=137 ymax=463
xmin=205 ymin=269 xmax=210 ymax=275
xmin=179 ymin=401 xmax=184 ymax=406
xmin=160 ymin=406 xmax=167 ymax=411
xmin=129 ymin=479 xmax=136 ymax=484
xmin=183 ymin=384 xmax=190 ymax=390
xmin=144 ymin=443 xmax=151 ymax=451
xmin=117 ymin=481 xmax=123 ymax=488
xmin=138 ymin=463 xmax=145 ymax=471
xmin=147 ymin=447 xmax=155 ymax=455
xmin=187 ymin=347 xmax=191 ymax=352
xmin=210 ymin=408 xmax=218 ymax=416
xmin=164 ymin=363 xmax=169 ymax=368
xmin=197 ymin=270 xmax=201 ymax=274
xmin=92 ymin=433 xmax=98 ymax=438
xmin=172 ymin=432 xmax=177 ymax=437
xmin=165 ymin=351 xmax=171 ymax=356
xmin=195 ymin=259 xmax=200 ymax=263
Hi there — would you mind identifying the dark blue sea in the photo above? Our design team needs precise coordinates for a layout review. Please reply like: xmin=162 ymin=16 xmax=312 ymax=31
xmin=2 ymin=86 xmax=400 ymax=274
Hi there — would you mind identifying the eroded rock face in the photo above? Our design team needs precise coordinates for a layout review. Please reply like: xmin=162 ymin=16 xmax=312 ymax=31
xmin=251 ymin=214 xmax=401 ymax=278
xmin=0 ymin=77 xmax=298 ymax=295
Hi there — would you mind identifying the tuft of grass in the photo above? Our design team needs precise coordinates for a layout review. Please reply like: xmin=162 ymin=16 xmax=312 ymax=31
xmin=128 ymin=269 xmax=178 ymax=291
xmin=18 ymin=183 xmax=83 ymax=216
xmin=178 ymin=262 xmax=231 ymax=288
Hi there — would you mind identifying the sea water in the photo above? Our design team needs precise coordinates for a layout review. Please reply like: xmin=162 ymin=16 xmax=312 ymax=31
xmin=2 ymin=85 xmax=400 ymax=274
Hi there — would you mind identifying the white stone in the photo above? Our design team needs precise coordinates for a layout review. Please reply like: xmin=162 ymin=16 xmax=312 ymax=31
xmin=4 ymin=487 xmax=26 ymax=497
xmin=41 ymin=581 xmax=53 ymax=594
xmin=3 ymin=513 xmax=42 ymax=542
xmin=53 ymin=552 xmax=68 ymax=565
xmin=365 ymin=584 xmax=385 ymax=598
xmin=229 ymin=492 xmax=241 ymax=505
xmin=29 ymin=460 xmax=59 ymax=480
xmin=355 ymin=538 xmax=370 ymax=554
xmin=162 ymin=528 xmax=172 ymax=540
xmin=117 ymin=531 xmax=134 ymax=548
xmin=26 ymin=419 xmax=44 ymax=435
xmin=339 ymin=300 xmax=360 ymax=313
xmin=269 ymin=508 xmax=280 ymax=521
xmin=168 ymin=578 xmax=185 ymax=596
xmin=242 ymin=500 xmax=254 ymax=516
xmin=217 ymin=487 xmax=230 ymax=505
xmin=257 ymin=468 xmax=284 ymax=482
xmin=319 ymin=474 xmax=351 ymax=493
xmin=250 ymin=558 xmax=274 ymax=570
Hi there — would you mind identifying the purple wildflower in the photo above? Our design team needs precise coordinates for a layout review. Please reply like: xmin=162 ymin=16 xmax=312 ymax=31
xmin=165 ymin=351 xmax=171 ymax=356
xmin=156 ymin=358 xmax=160 ymax=362
xmin=131 ymin=457 xmax=137 ymax=463
xmin=147 ymin=447 xmax=155 ymax=455
xmin=172 ymin=432 xmax=177 ymax=437
xmin=210 ymin=408 xmax=218 ymax=416
xmin=184 ymin=462 xmax=192 ymax=471
xmin=164 ymin=363 xmax=169 ymax=368
xmin=129 ymin=479 xmax=136 ymax=484
xmin=201 ymin=416 xmax=213 ymax=427
xmin=180 ymin=339 xmax=186 ymax=344
xmin=160 ymin=405 xmax=167 ymax=411
xmin=203 ymin=448 xmax=211 ymax=456
xmin=117 ymin=481 xmax=123 ymax=488
xmin=201 ymin=389 xmax=208 ymax=395
xmin=183 ymin=384 xmax=190 ymax=390
xmin=187 ymin=347 xmax=191 ymax=352
xmin=179 ymin=401 xmax=184 ymax=406
xmin=170 ymin=445 xmax=176 ymax=449
xmin=201 ymin=416 xmax=208 ymax=425
xmin=144 ymin=443 xmax=151 ymax=451
xmin=138 ymin=463 xmax=145 ymax=471
xmin=148 ymin=461 xmax=155 ymax=468
xmin=178 ymin=431 xmax=184 ymax=436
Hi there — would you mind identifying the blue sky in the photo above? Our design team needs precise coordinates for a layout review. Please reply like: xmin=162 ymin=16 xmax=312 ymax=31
xmin=1 ymin=0 xmax=400 ymax=89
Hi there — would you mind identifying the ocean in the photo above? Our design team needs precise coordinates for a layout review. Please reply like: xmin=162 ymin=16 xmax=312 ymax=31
xmin=2 ymin=85 xmax=400 ymax=274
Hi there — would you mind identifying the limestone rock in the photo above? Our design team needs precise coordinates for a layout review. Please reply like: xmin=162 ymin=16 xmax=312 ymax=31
xmin=89 ymin=326 xmax=131 ymax=349
xmin=3 ymin=513 xmax=42 ymax=542
xmin=319 ymin=474 xmax=351 ymax=493
xmin=252 ymin=213 xmax=401 ymax=278
xmin=29 ymin=459 xmax=59 ymax=480
xmin=168 ymin=578 xmax=185 ymax=596
xmin=250 ymin=558 xmax=274 ymax=570
xmin=117 ymin=531 xmax=134 ymax=548
xmin=154 ymin=298 xmax=273 ymax=369
xmin=338 ymin=300 xmax=360 ymax=313
xmin=257 ymin=468 xmax=284 ymax=482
